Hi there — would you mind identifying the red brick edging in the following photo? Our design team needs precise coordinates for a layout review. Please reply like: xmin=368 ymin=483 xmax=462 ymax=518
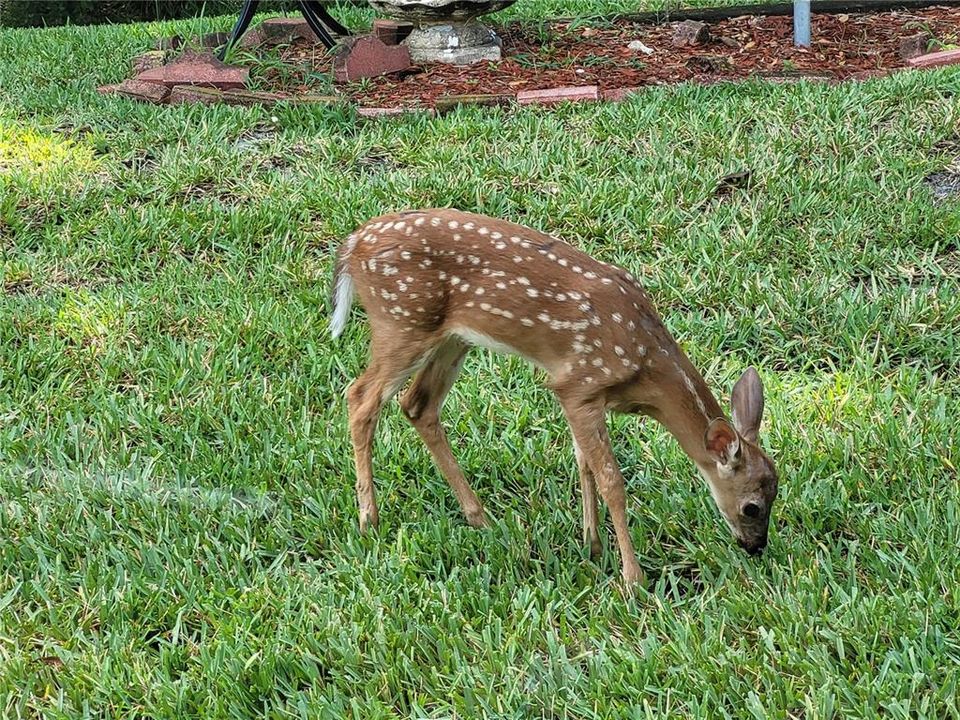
xmin=98 ymin=46 xmax=960 ymax=119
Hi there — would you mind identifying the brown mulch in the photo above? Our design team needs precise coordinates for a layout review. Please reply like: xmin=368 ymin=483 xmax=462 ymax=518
xmin=271 ymin=7 xmax=960 ymax=107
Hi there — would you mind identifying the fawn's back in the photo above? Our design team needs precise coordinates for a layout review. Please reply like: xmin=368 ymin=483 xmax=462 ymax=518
xmin=334 ymin=208 xmax=685 ymax=396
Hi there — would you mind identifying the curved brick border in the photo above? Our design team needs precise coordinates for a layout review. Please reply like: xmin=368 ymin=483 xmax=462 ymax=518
xmin=98 ymin=32 xmax=957 ymax=119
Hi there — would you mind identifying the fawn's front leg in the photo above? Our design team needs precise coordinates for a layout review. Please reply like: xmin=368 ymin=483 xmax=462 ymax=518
xmin=559 ymin=395 xmax=644 ymax=588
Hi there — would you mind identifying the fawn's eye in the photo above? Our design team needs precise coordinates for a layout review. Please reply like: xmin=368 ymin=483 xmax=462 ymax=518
xmin=742 ymin=502 xmax=761 ymax=518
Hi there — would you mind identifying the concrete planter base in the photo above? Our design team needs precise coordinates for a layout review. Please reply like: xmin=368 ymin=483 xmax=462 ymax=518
xmin=405 ymin=21 xmax=503 ymax=64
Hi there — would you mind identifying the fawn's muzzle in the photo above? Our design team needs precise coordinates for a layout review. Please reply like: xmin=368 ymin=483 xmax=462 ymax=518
xmin=739 ymin=537 xmax=767 ymax=556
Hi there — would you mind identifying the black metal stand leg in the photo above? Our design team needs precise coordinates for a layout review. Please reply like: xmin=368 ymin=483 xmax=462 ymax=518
xmin=298 ymin=0 xmax=338 ymax=48
xmin=219 ymin=0 xmax=261 ymax=60
xmin=302 ymin=0 xmax=351 ymax=37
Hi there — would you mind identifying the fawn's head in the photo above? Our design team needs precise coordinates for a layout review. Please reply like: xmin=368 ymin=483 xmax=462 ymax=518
xmin=700 ymin=368 xmax=778 ymax=556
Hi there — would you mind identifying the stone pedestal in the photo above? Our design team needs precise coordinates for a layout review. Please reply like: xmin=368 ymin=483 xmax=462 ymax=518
xmin=368 ymin=0 xmax=516 ymax=65
xmin=406 ymin=21 xmax=502 ymax=64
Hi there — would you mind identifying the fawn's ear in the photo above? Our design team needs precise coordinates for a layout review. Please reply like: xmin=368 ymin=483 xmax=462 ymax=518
xmin=731 ymin=367 xmax=764 ymax=443
xmin=705 ymin=418 xmax=741 ymax=467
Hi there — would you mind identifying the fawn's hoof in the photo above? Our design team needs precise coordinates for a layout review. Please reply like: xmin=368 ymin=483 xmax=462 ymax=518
xmin=587 ymin=536 xmax=602 ymax=561
xmin=622 ymin=564 xmax=646 ymax=590
xmin=359 ymin=510 xmax=379 ymax=534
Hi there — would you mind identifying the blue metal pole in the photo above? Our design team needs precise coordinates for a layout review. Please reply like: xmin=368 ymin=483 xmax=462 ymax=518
xmin=794 ymin=0 xmax=811 ymax=47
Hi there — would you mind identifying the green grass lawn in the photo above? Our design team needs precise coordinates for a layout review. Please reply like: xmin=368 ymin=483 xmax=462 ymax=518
xmin=2 ymin=1 xmax=960 ymax=717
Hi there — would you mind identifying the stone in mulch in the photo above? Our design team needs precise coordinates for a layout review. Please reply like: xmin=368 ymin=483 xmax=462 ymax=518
xmin=672 ymin=20 xmax=711 ymax=47
xmin=898 ymin=31 xmax=934 ymax=60
xmin=136 ymin=52 xmax=248 ymax=89
xmin=333 ymin=36 xmax=413 ymax=83
xmin=627 ymin=40 xmax=655 ymax=54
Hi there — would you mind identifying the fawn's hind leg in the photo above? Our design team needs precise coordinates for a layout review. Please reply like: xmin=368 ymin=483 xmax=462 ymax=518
xmin=399 ymin=337 xmax=488 ymax=528
xmin=348 ymin=330 xmax=436 ymax=532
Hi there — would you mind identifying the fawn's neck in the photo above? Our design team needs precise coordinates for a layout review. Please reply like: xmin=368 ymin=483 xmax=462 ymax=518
xmin=647 ymin=352 xmax=726 ymax=470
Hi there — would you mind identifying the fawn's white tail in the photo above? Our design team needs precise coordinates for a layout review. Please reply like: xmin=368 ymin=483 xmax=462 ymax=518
xmin=330 ymin=238 xmax=357 ymax=338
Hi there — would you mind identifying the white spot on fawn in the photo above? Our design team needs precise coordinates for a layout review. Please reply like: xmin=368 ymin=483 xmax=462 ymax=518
xmin=526 ymin=288 xmax=539 ymax=298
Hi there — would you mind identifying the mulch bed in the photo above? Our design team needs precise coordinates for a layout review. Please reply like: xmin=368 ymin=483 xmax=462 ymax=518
xmin=271 ymin=6 xmax=960 ymax=107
